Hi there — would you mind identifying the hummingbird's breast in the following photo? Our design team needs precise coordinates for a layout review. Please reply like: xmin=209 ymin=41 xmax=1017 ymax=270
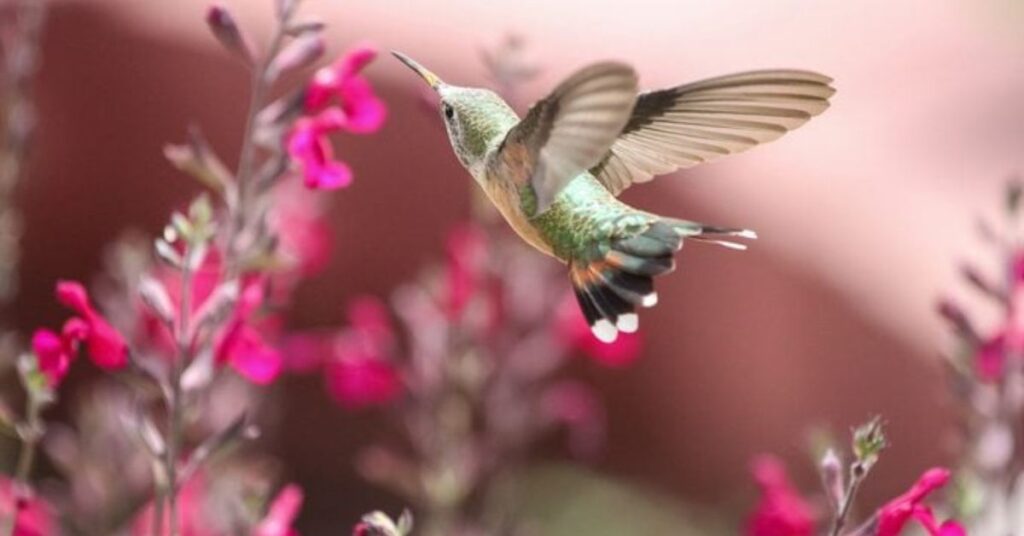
xmin=481 ymin=165 xmax=637 ymax=263
xmin=481 ymin=171 xmax=558 ymax=258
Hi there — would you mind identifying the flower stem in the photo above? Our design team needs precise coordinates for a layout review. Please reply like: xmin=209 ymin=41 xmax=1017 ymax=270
xmin=227 ymin=1 xmax=295 ymax=269
xmin=830 ymin=462 xmax=867 ymax=536
xmin=2 ymin=392 xmax=43 ymax=536
xmin=165 ymin=241 xmax=196 ymax=536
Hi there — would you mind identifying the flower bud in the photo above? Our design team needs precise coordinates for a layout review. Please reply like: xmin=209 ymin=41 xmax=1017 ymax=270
xmin=820 ymin=449 xmax=844 ymax=509
xmin=205 ymin=4 xmax=254 ymax=66
xmin=937 ymin=298 xmax=978 ymax=342
xmin=163 ymin=127 xmax=232 ymax=192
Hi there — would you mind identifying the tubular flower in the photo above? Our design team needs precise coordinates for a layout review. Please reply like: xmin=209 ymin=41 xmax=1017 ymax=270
xmin=30 ymin=318 xmax=88 ymax=387
xmin=287 ymin=44 xmax=386 ymax=190
xmin=745 ymin=455 xmax=816 ymax=536
xmin=324 ymin=297 xmax=402 ymax=409
xmin=55 ymin=280 xmax=128 ymax=370
xmin=876 ymin=468 xmax=965 ymax=536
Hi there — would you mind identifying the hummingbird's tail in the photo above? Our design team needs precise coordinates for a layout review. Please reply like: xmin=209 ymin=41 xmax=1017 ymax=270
xmin=569 ymin=218 xmax=755 ymax=343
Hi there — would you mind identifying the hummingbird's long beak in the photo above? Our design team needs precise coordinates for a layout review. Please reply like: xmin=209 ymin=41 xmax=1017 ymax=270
xmin=391 ymin=51 xmax=444 ymax=90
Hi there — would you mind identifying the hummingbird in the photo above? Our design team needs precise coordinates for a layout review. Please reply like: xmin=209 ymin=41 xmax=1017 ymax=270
xmin=393 ymin=51 xmax=834 ymax=343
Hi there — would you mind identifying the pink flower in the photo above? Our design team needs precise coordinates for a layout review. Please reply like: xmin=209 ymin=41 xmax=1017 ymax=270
xmin=745 ymin=455 xmax=816 ymax=536
xmin=304 ymin=44 xmax=386 ymax=134
xmin=30 ymin=318 xmax=87 ymax=387
xmin=131 ymin=473 xmax=213 ymax=536
xmin=253 ymin=484 xmax=303 ymax=536
xmin=974 ymin=331 xmax=1007 ymax=381
xmin=876 ymin=468 xmax=965 ymax=536
xmin=287 ymin=44 xmax=386 ymax=190
xmin=286 ymin=118 xmax=353 ymax=190
xmin=55 ymin=280 xmax=128 ymax=370
xmin=555 ymin=294 xmax=642 ymax=367
xmin=325 ymin=297 xmax=402 ymax=409
xmin=133 ymin=474 xmax=303 ymax=536
xmin=214 ymin=279 xmax=283 ymax=385
xmin=326 ymin=358 xmax=401 ymax=410
xmin=142 ymin=249 xmax=285 ymax=385
xmin=0 ymin=476 xmax=55 ymax=536
xmin=968 ymin=252 xmax=1024 ymax=382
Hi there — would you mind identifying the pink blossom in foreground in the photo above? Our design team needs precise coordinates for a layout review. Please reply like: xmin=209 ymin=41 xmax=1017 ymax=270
xmin=325 ymin=297 xmax=402 ymax=409
xmin=55 ymin=280 xmax=128 ymax=370
xmin=253 ymin=484 xmax=304 ymax=536
xmin=0 ymin=476 xmax=55 ymax=536
xmin=30 ymin=318 xmax=87 ymax=387
xmin=287 ymin=44 xmax=386 ymax=190
xmin=876 ymin=468 xmax=965 ymax=536
xmin=745 ymin=455 xmax=816 ymax=536
xmin=555 ymin=294 xmax=642 ymax=367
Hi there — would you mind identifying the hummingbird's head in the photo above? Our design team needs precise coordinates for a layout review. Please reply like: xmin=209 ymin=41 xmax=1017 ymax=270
xmin=392 ymin=51 xmax=519 ymax=175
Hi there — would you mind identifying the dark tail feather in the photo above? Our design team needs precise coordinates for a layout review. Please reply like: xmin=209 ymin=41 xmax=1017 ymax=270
xmin=569 ymin=219 xmax=755 ymax=343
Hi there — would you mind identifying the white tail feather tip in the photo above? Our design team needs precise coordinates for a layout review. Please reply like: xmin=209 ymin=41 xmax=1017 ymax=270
xmin=737 ymin=229 xmax=758 ymax=239
xmin=617 ymin=313 xmax=639 ymax=333
xmin=592 ymin=319 xmax=619 ymax=343
xmin=642 ymin=293 xmax=658 ymax=308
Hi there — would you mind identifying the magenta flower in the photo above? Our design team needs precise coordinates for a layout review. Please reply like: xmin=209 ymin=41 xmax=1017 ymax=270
xmin=304 ymin=44 xmax=386 ymax=134
xmin=286 ymin=118 xmax=353 ymax=190
xmin=745 ymin=455 xmax=816 ymax=536
xmin=214 ymin=279 xmax=284 ymax=385
xmin=55 ymin=280 xmax=128 ymax=370
xmin=876 ymin=468 xmax=965 ymax=536
xmin=324 ymin=297 xmax=402 ymax=409
xmin=253 ymin=484 xmax=304 ymax=536
xmin=555 ymin=294 xmax=642 ymax=367
xmin=326 ymin=357 xmax=401 ymax=410
xmin=30 ymin=318 xmax=87 ymax=387
xmin=286 ymin=44 xmax=386 ymax=190
xmin=0 ymin=476 xmax=55 ymax=536
xmin=131 ymin=474 xmax=216 ymax=536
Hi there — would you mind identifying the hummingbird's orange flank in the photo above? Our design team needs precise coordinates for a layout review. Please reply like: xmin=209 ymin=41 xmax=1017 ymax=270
xmin=393 ymin=52 xmax=834 ymax=343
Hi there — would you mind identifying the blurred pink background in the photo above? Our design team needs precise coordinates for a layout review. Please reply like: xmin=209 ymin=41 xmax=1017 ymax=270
xmin=10 ymin=0 xmax=1024 ymax=528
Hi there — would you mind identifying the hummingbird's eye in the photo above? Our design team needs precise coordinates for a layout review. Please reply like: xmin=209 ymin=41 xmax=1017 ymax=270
xmin=442 ymin=103 xmax=455 ymax=121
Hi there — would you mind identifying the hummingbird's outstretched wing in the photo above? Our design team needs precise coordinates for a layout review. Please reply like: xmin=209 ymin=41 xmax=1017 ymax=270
xmin=590 ymin=70 xmax=835 ymax=195
xmin=499 ymin=62 xmax=638 ymax=214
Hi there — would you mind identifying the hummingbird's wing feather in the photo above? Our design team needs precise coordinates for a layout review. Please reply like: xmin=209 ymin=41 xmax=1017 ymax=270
xmin=591 ymin=70 xmax=835 ymax=195
xmin=500 ymin=62 xmax=638 ymax=214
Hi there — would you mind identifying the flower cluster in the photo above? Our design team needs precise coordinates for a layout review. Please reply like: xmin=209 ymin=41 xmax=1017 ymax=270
xmin=5 ymin=0 xmax=390 ymax=533
xmin=320 ymin=221 xmax=640 ymax=534
xmin=745 ymin=420 xmax=964 ymax=536
xmin=288 ymin=46 xmax=386 ymax=190
xmin=936 ymin=180 xmax=1024 ymax=532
